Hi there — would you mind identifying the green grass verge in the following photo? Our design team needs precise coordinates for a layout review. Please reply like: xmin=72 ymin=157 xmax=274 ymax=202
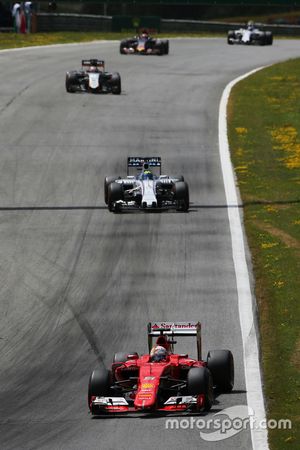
xmin=0 ymin=31 xmax=225 ymax=50
xmin=228 ymin=60 xmax=300 ymax=449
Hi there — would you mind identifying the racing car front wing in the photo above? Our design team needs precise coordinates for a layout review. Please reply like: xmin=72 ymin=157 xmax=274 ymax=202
xmin=90 ymin=395 xmax=204 ymax=414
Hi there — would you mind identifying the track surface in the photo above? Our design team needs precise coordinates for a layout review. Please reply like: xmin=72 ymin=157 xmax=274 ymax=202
xmin=0 ymin=39 xmax=299 ymax=450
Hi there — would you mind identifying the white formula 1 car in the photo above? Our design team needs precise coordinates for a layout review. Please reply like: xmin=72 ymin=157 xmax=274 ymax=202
xmin=227 ymin=21 xmax=273 ymax=46
xmin=104 ymin=157 xmax=189 ymax=213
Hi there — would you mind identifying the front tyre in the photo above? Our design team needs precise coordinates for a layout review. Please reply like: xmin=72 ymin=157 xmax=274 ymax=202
xmin=187 ymin=367 xmax=213 ymax=411
xmin=65 ymin=72 xmax=77 ymax=93
xmin=265 ymin=31 xmax=273 ymax=45
xmin=88 ymin=368 xmax=111 ymax=412
xmin=104 ymin=176 xmax=117 ymax=204
xmin=162 ymin=40 xmax=169 ymax=54
xmin=107 ymin=182 xmax=123 ymax=212
xmin=227 ymin=31 xmax=235 ymax=45
xmin=173 ymin=181 xmax=189 ymax=211
xmin=111 ymin=73 xmax=121 ymax=95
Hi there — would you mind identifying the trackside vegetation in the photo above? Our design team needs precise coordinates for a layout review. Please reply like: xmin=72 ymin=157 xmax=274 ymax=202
xmin=228 ymin=60 xmax=300 ymax=450
xmin=0 ymin=31 xmax=226 ymax=50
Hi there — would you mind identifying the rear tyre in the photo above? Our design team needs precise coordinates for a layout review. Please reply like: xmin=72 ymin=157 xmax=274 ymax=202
xmin=111 ymin=73 xmax=121 ymax=95
xmin=113 ymin=352 xmax=138 ymax=363
xmin=207 ymin=350 xmax=234 ymax=392
xmin=88 ymin=368 xmax=111 ymax=412
xmin=173 ymin=181 xmax=189 ymax=211
xmin=187 ymin=367 xmax=213 ymax=411
xmin=107 ymin=182 xmax=123 ymax=212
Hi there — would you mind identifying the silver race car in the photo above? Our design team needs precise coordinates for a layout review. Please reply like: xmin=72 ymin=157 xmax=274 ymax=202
xmin=65 ymin=59 xmax=121 ymax=94
xmin=104 ymin=157 xmax=189 ymax=213
xmin=227 ymin=21 xmax=273 ymax=46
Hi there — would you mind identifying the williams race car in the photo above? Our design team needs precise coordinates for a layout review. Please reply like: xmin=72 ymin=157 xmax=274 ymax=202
xmin=120 ymin=30 xmax=169 ymax=55
xmin=88 ymin=321 xmax=234 ymax=415
xmin=65 ymin=59 xmax=121 ymax=94
xmin=104 ymin=157 xmax=189 ymax=212
xmin=227 ymin=21 xmax=273 ymax=46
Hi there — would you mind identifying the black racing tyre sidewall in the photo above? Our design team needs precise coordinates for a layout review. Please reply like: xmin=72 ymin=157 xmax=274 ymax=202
xmin=207 ymin=349 xmax=234 ymax=392
xmin=111 ymin=73 xmax=121 ymax=95
xmin=187 ymin=366 xmax=213 ymax=411
xmin=107 ymin=182 xmax=123 ymax=212
xmin=104 ymin=176 xmax=117 ymax=204
xmin=88 ymin=368 xmax=111 ymax=410
xmin=173 ymin=181 xmax=189 ymax=211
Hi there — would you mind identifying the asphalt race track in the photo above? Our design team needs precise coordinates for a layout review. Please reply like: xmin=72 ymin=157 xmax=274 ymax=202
xmin=0 ymin=38 xmax=300 ymax=450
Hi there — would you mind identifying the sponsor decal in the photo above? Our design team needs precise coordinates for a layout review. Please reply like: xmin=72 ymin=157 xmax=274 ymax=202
xmin=141 ymin=383 xmax=154 ymax=389
xmin=152 ymin=322 xmax=197 ymax=330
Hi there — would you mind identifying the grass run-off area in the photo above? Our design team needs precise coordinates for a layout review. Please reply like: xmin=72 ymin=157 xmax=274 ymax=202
xmin=228 ymin=60 xmax=300 ymax=450
xmin=0 ymin=31 xmax=225 ymax=50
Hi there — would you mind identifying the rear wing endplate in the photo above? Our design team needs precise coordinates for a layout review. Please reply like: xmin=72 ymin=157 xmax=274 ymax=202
xmin=147 ymin=321 xmax=202 ymax=360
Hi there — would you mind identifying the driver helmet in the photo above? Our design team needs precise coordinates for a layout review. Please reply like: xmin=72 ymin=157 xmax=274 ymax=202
xmin=141 ymin=29 xmax=149 ymax=39
xmin=143 ymin=170 xmax=153 ymax=180
xmin=151 ymin=345 xmax=168 ymax=362
xmin=156 ymin=335 xmax=171 ymax=352
xmin=89 ymin=66 xmax=98 ymax=73
xmin=247 ymin=21 xmax=254 ymax=30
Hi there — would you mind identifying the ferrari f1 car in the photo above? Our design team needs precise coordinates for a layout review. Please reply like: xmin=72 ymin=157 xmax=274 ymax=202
xmin=120 ymin=31 xmax=169 ymax=55
xmin=88 ymin=321 xmax=234 ymax=415
xmin=65 ymin=59 xmax=121 ymax=94
xmin=227 ymin=21 xmax=273 ymax=46
xmin=104 ymin=157 xmax=189 ymax=212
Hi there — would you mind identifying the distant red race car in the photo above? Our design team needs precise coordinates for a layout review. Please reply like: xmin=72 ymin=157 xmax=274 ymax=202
xmin=88 ymin=322 xmax=234 ymax=415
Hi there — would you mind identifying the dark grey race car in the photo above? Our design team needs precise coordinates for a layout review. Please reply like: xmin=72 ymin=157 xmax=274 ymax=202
xmin=105 ymin=157 xmax=189 ymax=213
xmin=120 ymin=31 xmax=169 ymax=55
xmin=65 ymin=59 xmax=121 ymax=94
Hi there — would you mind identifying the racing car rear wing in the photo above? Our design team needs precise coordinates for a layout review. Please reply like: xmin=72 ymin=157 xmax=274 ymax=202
xmin=147 ymin=321 xmax=202 ymax=360
xmin=81 ymin=59 xmax=105 ymax=69
xmin=127 ymin=157 xmax=161 ymax=176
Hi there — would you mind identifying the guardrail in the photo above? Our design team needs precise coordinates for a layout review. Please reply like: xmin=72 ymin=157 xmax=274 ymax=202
xmin=10 ymin=13 xmax=300 ymax=36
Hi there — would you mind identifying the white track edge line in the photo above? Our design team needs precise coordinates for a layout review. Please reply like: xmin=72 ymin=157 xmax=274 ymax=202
xmin=218 ymin=67 xmax=269 ymax=450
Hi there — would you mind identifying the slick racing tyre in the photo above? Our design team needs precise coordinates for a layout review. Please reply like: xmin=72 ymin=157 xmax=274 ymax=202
xmin=65 ymin=72 xmax=77 ymax=93
xmin=187 ymin=367 xmax=213 ymax=411
xmin=207 ymin=349 xmax=234 ymax=392
xmin=107 ymin=182 xmax=123 ymax=212
xmin=173 ymin=181 xmax=189 ymax=211
xmin=88 ymin=368 xmax=111 ymax=412
xmin=104 ymin=176 xmax=117 ymax=205
xmin=265 ymin=31 xmax=273 ymax=45
xmin=120 ymin=41 xmax=127 ymax=54
xmin=163 ymin=40 xmax=169 ymax=55
xmin=227 ymin=31 xmax=235 ymax=45
xmin=111 ymin=73 xmax=121 ymax=95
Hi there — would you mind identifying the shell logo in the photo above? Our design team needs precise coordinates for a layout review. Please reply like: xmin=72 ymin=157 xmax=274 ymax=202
xmin=141 ymin=383 xmax=154 ymax=389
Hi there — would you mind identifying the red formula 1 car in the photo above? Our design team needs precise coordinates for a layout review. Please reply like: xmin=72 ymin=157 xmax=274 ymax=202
xmin=88 ymin=322 xmax=234 ymax=415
